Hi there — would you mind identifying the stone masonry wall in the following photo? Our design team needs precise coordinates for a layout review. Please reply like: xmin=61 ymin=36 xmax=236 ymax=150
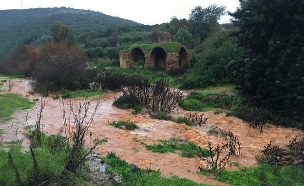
xmin=120 ymin=46 xmax=191 ymax=73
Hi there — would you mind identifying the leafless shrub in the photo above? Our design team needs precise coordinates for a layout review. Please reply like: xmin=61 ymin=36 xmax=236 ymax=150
xmin=258 ymin=141 xmax=280 ymax=165
xmin=200 ymin=132 xmax=241 ymax=174
xmin=188 ymin=112 xmax=208 ymax=126
xmin=7 ymin=79 xmax=16 ymax=92
xmin=287 ymin=136 xmax=304 ymax=157
xmin=29 ymin=98 xmax=47 ymax=148
xmin=225 ymin=131 xmax=241 ymax=157
xmin=258 ymin=139 xmax=304 ymax=166
xmin=123 ymin=78 xmax=182 ymax=113
xmin=61 ymin=98 xmax=104 ymax=173
xmin=206 ymin=142 xmax=230 ymax=174
xmin=233 ymin=107 xmax=272 ymax=132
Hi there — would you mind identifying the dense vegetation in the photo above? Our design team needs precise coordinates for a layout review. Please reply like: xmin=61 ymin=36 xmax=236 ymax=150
xmin=1 ymin=1 xmax=304 ymax=185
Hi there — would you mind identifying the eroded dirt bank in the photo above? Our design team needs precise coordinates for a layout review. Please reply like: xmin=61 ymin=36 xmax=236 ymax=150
xmin=1 ymin=78 xmax=303 ymax=185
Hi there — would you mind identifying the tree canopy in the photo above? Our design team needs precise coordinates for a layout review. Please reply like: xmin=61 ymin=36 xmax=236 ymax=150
xmin=229 ymin=0 xmax=304 ymax=123
xmin=188 ymin=4 xmax=226 ymax=41
xmin=50 ymin=22 xmax=75 ymax=45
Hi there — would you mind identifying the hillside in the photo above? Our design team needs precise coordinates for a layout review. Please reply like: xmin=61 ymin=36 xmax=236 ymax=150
xmin=0 ymin=7 xmax=145 ymax=58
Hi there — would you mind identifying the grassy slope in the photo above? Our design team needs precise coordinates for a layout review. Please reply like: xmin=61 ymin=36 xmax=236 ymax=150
xmin=0 ymin=93 xmax=34 ymax=120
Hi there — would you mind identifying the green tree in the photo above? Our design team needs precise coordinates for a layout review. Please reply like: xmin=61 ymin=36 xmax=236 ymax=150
xmin=31 ymin=41 xmax=93 ymax=91
xmin=173 ymin=26 xmax=193 ymax=46
xmin=229 ymin=0 xmax=304 ymax=124
xmin=182 ymin=30 xmax=241 ymax=89
xmin=188 ymin=4 xmax=225 ymax=42
xmin=105 ymin=47 xmax=119 ymax=61
xmin=50 ymin=22 xmax=75 ymax=46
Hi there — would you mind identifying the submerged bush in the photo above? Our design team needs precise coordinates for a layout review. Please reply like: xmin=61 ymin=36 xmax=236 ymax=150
xmin=109 ymin=120 xmax=139 ymax=130
xmin=179 ymin=91 xmax=242 ymax=112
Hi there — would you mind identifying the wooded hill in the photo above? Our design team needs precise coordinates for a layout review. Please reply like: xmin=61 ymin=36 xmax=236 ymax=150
xmin=0 ymin=7 xmax=151 ymax=58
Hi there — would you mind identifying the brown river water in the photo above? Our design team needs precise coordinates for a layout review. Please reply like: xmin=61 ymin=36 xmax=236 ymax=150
xmin=1 ymin=78 xmax=303 ymax=185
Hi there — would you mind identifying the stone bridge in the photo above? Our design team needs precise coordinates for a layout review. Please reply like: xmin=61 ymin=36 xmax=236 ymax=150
xmin=119 ymin=42 xmax=191 ymax=74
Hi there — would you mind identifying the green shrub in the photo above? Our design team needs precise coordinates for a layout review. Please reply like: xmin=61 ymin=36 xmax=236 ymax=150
xmin=154 ymin=111 xmax=173 ymax=121
xmin=109 ymin=121 xmax=139 ymax=130
xmin=0 ymin=133 xmax=83 ymax=185
xmin=175 ymin=116 xmax=195 ymax=126
xmin=0 ymin=93 xmax=34 ymax=120
xmin=179 ymin=91 xmax=243 ymax=112
xmin=113 ymin=95 xmax=142 ymax=113
xmin=179 ymin=98 xmax=205 ymax=111
xmin=216 ymin=164 xmax=304 ymax=186
xmin=61 ymin=88 xmax=104 ymax=98
xmin=31 ymin=41 xmax=95 ymax=92
xmin=145 ymin=138 xmax=210 ymax=158
xmin=104 ymin=152 xmax=207 ymax=186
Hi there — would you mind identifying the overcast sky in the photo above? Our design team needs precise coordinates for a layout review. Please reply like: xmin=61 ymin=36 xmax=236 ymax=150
xmin=1 ymin=0 xmax=240 ymax=25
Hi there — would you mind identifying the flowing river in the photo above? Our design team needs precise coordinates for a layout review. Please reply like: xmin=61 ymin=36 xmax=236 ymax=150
xmin=1 ymin=78 xmax=303 ymax=185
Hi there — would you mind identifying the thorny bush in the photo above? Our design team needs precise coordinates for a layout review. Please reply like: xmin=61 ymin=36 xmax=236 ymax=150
xmin=122 ymin=77 xmax=182 ymax=113
xmin=199 ymin=131 xmax=241 ymax=175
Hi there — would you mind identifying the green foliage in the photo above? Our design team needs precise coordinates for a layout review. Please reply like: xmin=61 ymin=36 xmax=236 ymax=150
xmin=179 ymin=91 xmax=243 ymax=112
xmin=61 ymin=88 xmax=105 ymax=98
xmin=113 ymin=95 xmax=142 ymax=112
xmin=124 ymin=42 xmax=182 ymax=53
xmin=31 ymin=41 xmax=94 ymax=92
xmin=0 ymin=93 xmax=34 ymax=120
xmin=175 ymin=116 xmax=195 ymax=126
xmin=0 ymin=134 xmax=84 ymax=185
xmin=216 ymin=164 xmax=304 ymax=186
xmin=109 ymin=120 xmax=139 ymax=130
xmin=173 ymin=26 xmax=199 ymax=48
xmin=0 ymin=7 xmax=142 ymax=59
xmin=105 ymin=47 xmax=119 ymax=60
xmin=188 ymin=4 xmax=226 ymax=41
xmin=50 ymin=21 xmax=75 ymax=46
xmin=181 ymin=30 xmax=242 ymax=89
xmin=229 ymin=0 xmax=304 ymax=125
xmin=104 ymin=152 xmax=207 ymax=186
xmin=145 ymin=138 xmax=211 ymax=158
xmin=232 ymin=106 xmax=272 ymax=131
xmin=154 ymin=111 xmax=173 ymax=121
xmin=118 ymin=31 xmax=149 ymax=45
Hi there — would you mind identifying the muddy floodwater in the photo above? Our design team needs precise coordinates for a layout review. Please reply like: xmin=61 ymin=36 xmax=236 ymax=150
xmin=1 ymin=78 xmax=303 ymax=185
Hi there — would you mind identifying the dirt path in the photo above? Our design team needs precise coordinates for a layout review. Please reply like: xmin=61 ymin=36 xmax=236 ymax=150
xmin=1 ymin=78 xmax=303 ymax=185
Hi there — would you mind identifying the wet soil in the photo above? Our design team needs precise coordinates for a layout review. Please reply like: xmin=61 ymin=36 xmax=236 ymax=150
xmin=1 ymin=78 xmax=303 ymax=185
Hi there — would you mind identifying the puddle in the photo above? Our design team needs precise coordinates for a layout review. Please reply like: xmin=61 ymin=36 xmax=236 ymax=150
xmin=0 ymin=78 xmax=303 ymax=185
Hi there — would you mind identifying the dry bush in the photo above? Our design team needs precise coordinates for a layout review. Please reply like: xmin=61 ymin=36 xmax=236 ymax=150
xmin=187 ymin=112 xmax=208 ymax=126
xmin=258 ymin=137 xmax=304 ymax=166
xmin=31 ymin=41 xmax=94 ymax=91
xmin=199 ymin=131 xmax=241 ymax=174
xmin=122 ymin=78 xmax=182 ymax=113
xmin=61 ymin=98 xmax=103 ymax=173
xmin=233 ymin=107 xmax=272 ymax=132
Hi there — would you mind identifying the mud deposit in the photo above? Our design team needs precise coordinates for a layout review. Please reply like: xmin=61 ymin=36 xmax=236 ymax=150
xmin=1 ymin=79 xmax=303 ymax=185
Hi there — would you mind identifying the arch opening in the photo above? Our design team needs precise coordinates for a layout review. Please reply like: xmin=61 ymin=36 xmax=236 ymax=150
xmin=178 ymin=47 xmax=188 ymax=67
xmin=151 ymin=47 xmax=166 ymax=71
xmin=130 ymin=48 xmax=145 ymax=68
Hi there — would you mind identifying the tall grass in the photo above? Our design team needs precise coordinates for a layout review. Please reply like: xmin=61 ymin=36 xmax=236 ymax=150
xmin=216 ymin=164 xmax=304 ymax=186
xmin=0 ymin=134 xmax=82 ymax=185
xmin=104 ymin=152 xmax=207 ymax=186
xmin=0 ymin=93 xmax=35 ymax=120
xmin=61 ymin=88 xmax=105 ymax=98
xmin=145 ymin=137 xmax=211 ymax=158
xmin=109 ymin=120 xmax=139 ymax=130
xmin=179 ymin=91 xmax=243 ymax=112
